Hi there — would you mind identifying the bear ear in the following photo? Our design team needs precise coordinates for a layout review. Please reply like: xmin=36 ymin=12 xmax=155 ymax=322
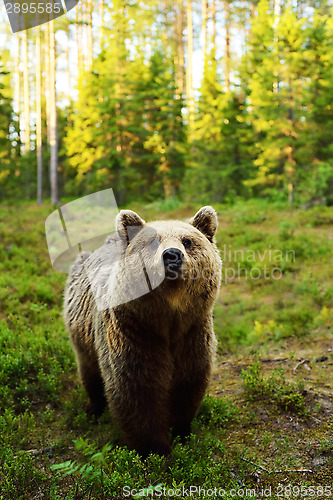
xmin=116 ymin=210 xmax=145 ymax=245
xmin=189 ymin=206 xmax=218 ymax=242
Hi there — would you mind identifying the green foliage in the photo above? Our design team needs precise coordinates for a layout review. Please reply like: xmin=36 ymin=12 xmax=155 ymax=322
xmin=65 ymin=43 xmax=185 ymax=203
xmin=241 ymin=362 xmax=307 ymax=415
xmin=242 ymin=1 xmax=333 ymax=204
xmin=50 ymin=433 xmax=232 ymax=499
xmin=185 ymin=42 xmax=255 ymax=204
xmin=0 ymin=55 xmax=14 ymax=199
xmin=196 ymin=395 xmax=240 ymax=428
xmin=187 ymin=89 xmax=255 ymax=204
xmin=0 ymin=2 xmax=332 ymax=205
xmin=213 ymin=200 xmax=333 ymax=348
xmin=145 ymin=196 xmax=183 ymax=212
xmin=299 ymin=12 xmax=333 ymax=203
xmin=0 ymin=202 xmax=332 ymax=497
xmin=0 ymin=205 xmax=73 ymax=412
xmin=0 ymin=445 xmax=46 ymax=499
xmin=278 ymin=221 xmax=295 ymax=240
xmin=51 ymin=439 xmax=114 ymax=495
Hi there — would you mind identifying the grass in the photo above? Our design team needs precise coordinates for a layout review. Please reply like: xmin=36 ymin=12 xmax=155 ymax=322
xmin=241 ymin=362 xmax=307 ymax=415
xmin=0 ymin=199 xmax=332 ymax=498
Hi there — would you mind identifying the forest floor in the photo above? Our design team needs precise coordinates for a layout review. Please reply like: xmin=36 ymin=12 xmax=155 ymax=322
xmin=0 ymin=199 xmax=332 ymax=499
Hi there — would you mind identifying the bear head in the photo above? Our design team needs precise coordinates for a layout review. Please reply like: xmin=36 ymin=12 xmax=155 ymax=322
xmin=114 ymin=207 xmax=222 ymax=312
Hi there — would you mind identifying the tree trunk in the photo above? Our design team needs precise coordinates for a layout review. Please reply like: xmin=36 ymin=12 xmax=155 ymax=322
xmin=176 ymin=0 xmax=185 ymax=99
xmin=66 ymin=22 xmax=71 ymax=98
xmin=186 ymin=0 xmax=194 ymax=131
xmin=212 ymin=0 xmax=216 ymax=44
xmin=87 ymin=0 xmax=93 ymax=68
xmin=99 ymin=0 xmax=105 ymax=50
xmin=202 ymin=0 xmax=208 ymax=66
xmin=36 ymin=26 xmax=43 ymax=205
xmin=162 ymin=2 xmax=168 ymax=50
xmin=22 ymin=29 xmax=30 ymax=152
xmin=114 ymin=2 xmax=126 ymax=157
xmin=273 ymin=0 xmax=281 ymax=94
xmin=274 ymin=0 xmax=281 ymax=18
xmin=76 ymin=1 xmax=83 ymax=75
xmin=44 ymin=23 xmax=50 ymax=145
xmin=224 ymin=1 xmax=231 ymax=92
xmin=14 ymin=33 xmax=21 ymax=156
xmin=49 ymin=20 xmax=58 ymax=205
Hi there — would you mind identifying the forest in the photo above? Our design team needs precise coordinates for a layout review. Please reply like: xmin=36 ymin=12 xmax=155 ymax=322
xmin=0 ymin=0 xmax=332 ymax=206
xmin=0 ymin=1 xmax=333 ymax=498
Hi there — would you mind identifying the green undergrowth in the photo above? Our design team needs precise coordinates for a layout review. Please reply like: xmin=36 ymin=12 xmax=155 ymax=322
xmin=241 ymin=362 xmax=307 ymax=416
xmin=0 ymin=200 xmax=332 ymax=498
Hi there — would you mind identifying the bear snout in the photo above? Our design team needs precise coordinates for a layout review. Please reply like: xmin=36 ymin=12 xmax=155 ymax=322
xmin=162 ymin=248 xmax=184 ymax=274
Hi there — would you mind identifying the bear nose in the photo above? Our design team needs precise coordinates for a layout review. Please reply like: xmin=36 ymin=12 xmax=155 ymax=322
xmin=162 ymin=248 xmax=184 ymax=268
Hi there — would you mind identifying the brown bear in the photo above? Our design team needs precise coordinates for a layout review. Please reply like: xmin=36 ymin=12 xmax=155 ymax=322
xmin=64 ymin=206 xmax=222 ymax=457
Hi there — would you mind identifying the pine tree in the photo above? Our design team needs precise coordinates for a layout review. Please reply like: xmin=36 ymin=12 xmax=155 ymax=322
xmin=65 ymin=2 xmax=186 ymax=202
xmin=22 ymin=30 xmax=30 ymax=153
xmin=0 ymin=0 xmax=329 ymax=204
xmin=49 ymin=20 xmax=58 ymax=204
xmin=142 ymin=49 xmax=186 ymax=199
xmin=36 ymin=26 xmax=43 ymax=205
xmin=65 ymin=44 xmax=185 ymax=202
xmin=187 ymin=38 xmax=254 ymax=203
xmin=223 ymin=0 xmax=231 ymax=92
xmin=14 ymin=33 xmax=21 ymax=157
xmin=186 ymin=0 xmax=195 ymax=132
xmin=300 ymin=9 xmax=333 ymax=203
xmin=0 ymin=57 xmax=13 ymax=197
xmin=243 ymin=0 xmax=310 ymax=202
xmin=183 ymin=0 xmax=254 ymax=203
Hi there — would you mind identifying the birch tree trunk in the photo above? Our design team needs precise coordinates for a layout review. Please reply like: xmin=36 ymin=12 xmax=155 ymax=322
xmin=274 ymin=0 xmax=281 ymax=18
xmin=44 ymin=23 xmax=50 ymax=145
xmin=224 ymin=1 xmax=231 ymax=92
xmin=87 ymin=0 xmax=93 ymax=68
xmin=273 ymin=0 xmax=281 ymax=94
xmin=176 ymin=0 xmax=185 ymax=99
xmin=66 ymin=22 xmax=71 ymax=99
xmin=202 ymin=0 xmax=208 ymax=66
xmin=212 ymin=0 xmax=216 ymax=44
xmin=162 ymin=1 xmax=168 ymax=50
xmin=99 ymin=0 xmax=104 ymax=50
xmin=36 ymin=26 xmax=43 ymax=205
xmin=186 ymin=0 xmax=194 ymax=131
xmin=76 ymin=1 xmax=84 ymax=75
xmin=49 ymin=20 xmax=58 ymax=205
xmin=14 ymin=33 xmax=21 ymax=155
xmin=22 ymin=29 xmax=30 ymax=152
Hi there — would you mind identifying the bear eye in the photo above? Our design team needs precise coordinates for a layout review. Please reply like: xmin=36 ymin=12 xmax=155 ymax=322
xmin=182 ymin=238 xmax=192 ymax=251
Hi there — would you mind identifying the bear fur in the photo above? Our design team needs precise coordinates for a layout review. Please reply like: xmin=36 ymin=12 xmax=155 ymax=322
xmin=64 ymin=206 xmax=222 ymax=457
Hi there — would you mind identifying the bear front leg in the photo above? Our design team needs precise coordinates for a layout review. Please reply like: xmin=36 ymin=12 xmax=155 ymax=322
xmin=170 ymin=372 xmax=210 ymax=442
xmin=104 ymin=349 xmax=173 ymax=458
xmin=74 ymin=345 xmax=107 ymax=418
xmin=170 ymin=320 xmax=215 ymax=442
